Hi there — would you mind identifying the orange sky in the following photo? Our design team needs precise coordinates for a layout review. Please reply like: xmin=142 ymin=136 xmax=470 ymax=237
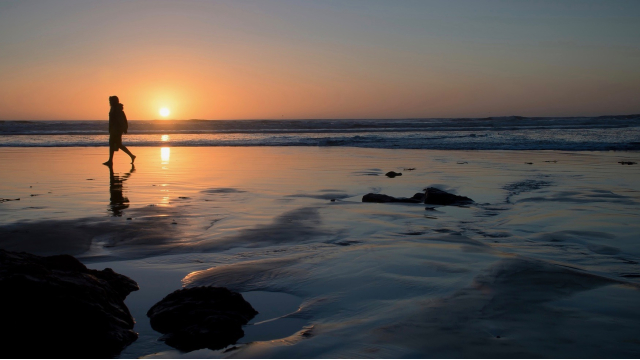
xmin=1 ymin=1 xmax=639 ymax=120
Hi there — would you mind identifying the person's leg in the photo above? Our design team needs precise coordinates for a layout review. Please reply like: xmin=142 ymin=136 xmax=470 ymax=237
xmin=120 ymin=145 xmax=136 ymax=163
xmin=103 ymin=149 xmax=114 ymax=165
xmin=104 ymin=134 xmax=116 ymax=165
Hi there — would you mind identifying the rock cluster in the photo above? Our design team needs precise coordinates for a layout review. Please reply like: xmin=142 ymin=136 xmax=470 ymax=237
xmin=0 ymin=249 xmax=139 ymax=358
xmin=423 ymin=187 xmax=474 ymax=206
xmin=362 ymin=192 xmax=424 ymax=203
xmin=362 ymin=187 xmax=474 ymax=206
xmin=147 ymin=286 xmax=258 ymax=352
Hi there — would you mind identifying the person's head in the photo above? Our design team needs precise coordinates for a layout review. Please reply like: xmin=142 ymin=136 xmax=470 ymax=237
xmin=109 ymin=96 xmax=119 ymax=106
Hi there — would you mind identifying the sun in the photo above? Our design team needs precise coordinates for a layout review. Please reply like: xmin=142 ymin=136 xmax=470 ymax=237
xmin=159 ymin=107 xmax=170 ymax=117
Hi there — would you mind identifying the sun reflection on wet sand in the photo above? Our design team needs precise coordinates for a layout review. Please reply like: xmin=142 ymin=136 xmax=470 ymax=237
xmin=159 ymin=145 xmax=171 ymax=205
xmin=161 ymin=147 xmax=170 ymax=164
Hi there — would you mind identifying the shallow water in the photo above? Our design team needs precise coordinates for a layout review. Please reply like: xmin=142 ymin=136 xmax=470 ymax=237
xmin=1 ymin=147 xmax=640 ymax=358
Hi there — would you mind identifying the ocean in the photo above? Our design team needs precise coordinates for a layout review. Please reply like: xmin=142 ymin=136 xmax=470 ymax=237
xmin=1 ymin=115 xmax=640 ymax=150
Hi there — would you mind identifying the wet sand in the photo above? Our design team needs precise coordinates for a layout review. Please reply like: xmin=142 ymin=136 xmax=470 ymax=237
xmin=1 ymin=147 xmax=640 ymax=358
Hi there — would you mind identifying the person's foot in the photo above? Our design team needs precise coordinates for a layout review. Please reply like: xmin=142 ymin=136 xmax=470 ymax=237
xmin=103 ymin=161 xmax=113 ymax=166
xmin=130 ymin=155 xmax=136 ymax=164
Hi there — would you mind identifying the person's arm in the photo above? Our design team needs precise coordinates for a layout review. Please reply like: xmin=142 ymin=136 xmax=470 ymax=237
xmin=122 ymin=111 xmax=128 ymax=134
xmin=108 ymin=111 xmax=114 ymax=134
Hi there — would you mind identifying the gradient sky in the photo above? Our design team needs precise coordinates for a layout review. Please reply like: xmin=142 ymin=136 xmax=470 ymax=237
xmin=1 ymin=0 xmax=639 ymax=120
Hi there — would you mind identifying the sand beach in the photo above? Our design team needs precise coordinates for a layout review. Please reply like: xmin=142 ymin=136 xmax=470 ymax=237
xmin=1 ymin=146 xmax=640 ymax=358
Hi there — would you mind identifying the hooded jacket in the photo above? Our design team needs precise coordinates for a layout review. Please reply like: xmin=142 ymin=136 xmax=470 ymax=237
xmin=109 ymin=103 xmax=128 ymax=135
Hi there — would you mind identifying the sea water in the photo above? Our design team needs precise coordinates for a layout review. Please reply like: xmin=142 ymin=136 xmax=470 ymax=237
xmin=1 ymin=116 xmax=639 ymax=150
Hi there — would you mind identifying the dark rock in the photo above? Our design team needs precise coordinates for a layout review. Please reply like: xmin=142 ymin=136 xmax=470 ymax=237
xmin=618 ymin=161 xmax=637 ymax=165
xmin=524 ymin=162 xmax=533 ymax=165
xmin=147 ymin=286 xmax=258 ymax=352
xmin=0 ymin=249 xmax=139 ymax=358
xmin=424 ymin=187 xmax=474 ymax=206
xmin=362 ymin=192 xmax=425 ymax=203
xmin=363 ymin=189 xmax=473 ymax=206
xmin=409 ymin=192 xmax=426 ymax=202
xmin=363 ymin=193 xmax=397 ymax=203
xmin=385 ymin=171 xmax=402 ymax=178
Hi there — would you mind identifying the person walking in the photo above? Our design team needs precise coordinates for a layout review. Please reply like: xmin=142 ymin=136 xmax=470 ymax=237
xmin=104 ymin=95 xmax=136 ymax=165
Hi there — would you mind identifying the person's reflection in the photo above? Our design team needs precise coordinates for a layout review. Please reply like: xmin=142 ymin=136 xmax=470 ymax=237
xmin=108 ymin=164 xmax=135 ymax=216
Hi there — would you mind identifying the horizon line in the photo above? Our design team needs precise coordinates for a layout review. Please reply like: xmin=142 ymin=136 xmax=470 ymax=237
xmin=2 ymin=113 xmax=640 ymax=122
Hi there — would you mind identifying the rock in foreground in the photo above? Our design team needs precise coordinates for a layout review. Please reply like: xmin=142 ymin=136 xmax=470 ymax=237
xmin=0 ymin=249 xmax=139 ymax=358
xmin=147 ymin=286 xmax=258 ymax=352
xmin=424 ymin=187 xmax=474 ymax=205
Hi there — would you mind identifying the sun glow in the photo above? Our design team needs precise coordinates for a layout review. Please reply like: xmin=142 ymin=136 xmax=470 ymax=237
xmin=159 ymin=107 xmax=170 ymax=117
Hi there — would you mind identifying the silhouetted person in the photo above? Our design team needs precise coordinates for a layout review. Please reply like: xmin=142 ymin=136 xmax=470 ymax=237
xmin=108 ymin=163 xmax=135 ymax=217
xmin=104 ymin=95 xmax=136 ymax=165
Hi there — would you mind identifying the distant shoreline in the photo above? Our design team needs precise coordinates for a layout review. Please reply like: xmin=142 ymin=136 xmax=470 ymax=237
xmin=2 ymin=113 xmax=640 ymax=122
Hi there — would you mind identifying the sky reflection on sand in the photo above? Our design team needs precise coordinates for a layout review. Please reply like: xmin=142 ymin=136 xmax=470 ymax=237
xmin=1 ymin=147 xmax=640 ymax=357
